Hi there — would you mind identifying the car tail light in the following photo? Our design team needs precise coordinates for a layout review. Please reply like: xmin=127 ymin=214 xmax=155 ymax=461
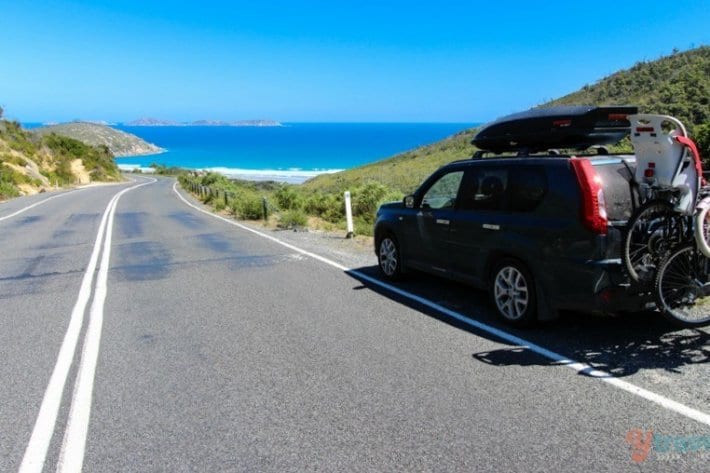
xmin=553 ymin=119 xmax=572 ymax=127
xmin=570 ymin=158 xmax=608 ymax=235
xmin=608 ymin=113 xmax=628 ymax=121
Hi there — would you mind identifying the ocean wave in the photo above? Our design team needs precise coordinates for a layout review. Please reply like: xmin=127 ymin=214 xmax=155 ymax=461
xmin=117 ymin=164 xmax=342 ymax=184
xmin=203 ymin=167 xmax=343 ymax=184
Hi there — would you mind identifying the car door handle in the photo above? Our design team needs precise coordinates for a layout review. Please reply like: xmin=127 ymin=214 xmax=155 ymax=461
xmin=482 ymin=224 xmax=500 ymax=230
xmin=436 ymin=219 xmax=450 ymax=225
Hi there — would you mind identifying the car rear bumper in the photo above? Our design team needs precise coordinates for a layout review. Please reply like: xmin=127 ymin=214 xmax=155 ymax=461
xmin=545 ymin=258 xmax=651 ymax=315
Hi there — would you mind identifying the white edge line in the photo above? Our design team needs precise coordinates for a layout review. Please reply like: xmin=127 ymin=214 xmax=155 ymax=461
xmin=0 ymin=189 xmax=87 ymax=223
xmin=173 ymin=181 xmax=710 ymax=427
xmin=58 ymin=178 xmax=156 ymax=473
xmin=0 ymin=178 xmax=135 ymax=224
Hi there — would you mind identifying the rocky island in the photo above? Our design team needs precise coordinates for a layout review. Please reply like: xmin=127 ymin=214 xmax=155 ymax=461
xmin=125 ymin=117 xmax=282 ymax=127
xmin=124 ymin=117 xmax=181 ymax=126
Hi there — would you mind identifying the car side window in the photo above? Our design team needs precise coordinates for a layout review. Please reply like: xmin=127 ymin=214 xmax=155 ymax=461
xmin=458 ymin=167 xmax=507 ymax=211
xmin=421 ymin=171 xmax=464 ymax=210
xmin=509 ymin=166 xmax=547 ymax=212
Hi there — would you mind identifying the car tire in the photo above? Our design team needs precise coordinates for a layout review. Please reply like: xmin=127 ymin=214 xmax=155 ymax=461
xmin=377 ymin=233 xmax=403 ymax=281
xmin=490 ymin=258 xmax=537 ymax=326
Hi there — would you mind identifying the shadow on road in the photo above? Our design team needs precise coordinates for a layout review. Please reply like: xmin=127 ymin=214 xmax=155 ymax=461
xmin=346 ymin=265 xmax=709 ymax=378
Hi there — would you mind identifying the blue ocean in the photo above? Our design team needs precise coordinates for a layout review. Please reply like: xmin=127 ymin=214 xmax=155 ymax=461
xmin=23 ymin=122 xmax=476 ymax=183
xmin=113 ymin=123 xmax=474 ymax=182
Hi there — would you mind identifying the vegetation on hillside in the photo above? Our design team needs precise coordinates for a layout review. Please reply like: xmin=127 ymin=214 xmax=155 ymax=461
xmin=179 ymin=172 xmax=401 ymax=236
xmin=306 ymin=46 xmax=710 ymax=196
xmin=0 ymin=120 xmax=122 ymax=200
xmin=304 ymin=128 xmax=478 ymax=195
xmin=33 ymin=122 xmax=164 ymax=157
xmin=179 ymin=46 xmax=710 ymax=236
xmin=176 ymin=127 xmax=478 ymax=236
xmin=546 ymin=46 xmax=709 ymax=158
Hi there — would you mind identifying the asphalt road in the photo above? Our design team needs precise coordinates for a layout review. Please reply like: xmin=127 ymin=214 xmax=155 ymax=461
xmin=1 ymin=176 xmax=708 ymax=472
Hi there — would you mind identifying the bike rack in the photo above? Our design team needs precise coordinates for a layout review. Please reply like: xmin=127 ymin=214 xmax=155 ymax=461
xmin=629 ymin=114 xmax=702 ymax=215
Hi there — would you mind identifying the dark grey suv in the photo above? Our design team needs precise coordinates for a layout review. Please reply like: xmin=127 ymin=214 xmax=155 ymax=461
xmin=373 ymin=107 xmax=647 ymax=326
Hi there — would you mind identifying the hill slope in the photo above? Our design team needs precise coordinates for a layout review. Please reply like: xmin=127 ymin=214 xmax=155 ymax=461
xmin=0 ymin=120 xmax=122 ymax=200
xmin=33 ymin=122 xmax=164 ymax=157
xmin=304 ymin=128 xmax=476 ymax=194
xmin=547 ymin=46 xmax=709 ymax=128
xmin=305 ymin=46 xmax=709 ymax=194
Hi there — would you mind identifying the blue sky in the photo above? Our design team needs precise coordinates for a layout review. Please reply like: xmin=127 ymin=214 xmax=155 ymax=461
xmin=1 ymin=1 xmax=707 ymax=123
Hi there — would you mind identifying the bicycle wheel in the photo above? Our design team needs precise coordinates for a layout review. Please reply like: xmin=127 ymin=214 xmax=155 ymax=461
xmin=694 ymin=197 xmax=710 ymax=258
xmin=655 ymin=245 xmax=710 ymax=327
xmin=623 ymin=200 xmax=681 ymax=284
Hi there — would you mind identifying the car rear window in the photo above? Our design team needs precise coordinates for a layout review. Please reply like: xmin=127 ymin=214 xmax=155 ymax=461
xmin=592 ymin=161 xmax=634 ymax=221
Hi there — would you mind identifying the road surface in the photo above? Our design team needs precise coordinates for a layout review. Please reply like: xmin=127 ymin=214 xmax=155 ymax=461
xmin=1 ymin=176 xmax=708 ymax=472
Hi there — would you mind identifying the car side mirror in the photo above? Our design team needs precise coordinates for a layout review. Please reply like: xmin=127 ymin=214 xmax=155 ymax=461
xmin=404 ymin=195 xmax=415 ymax=208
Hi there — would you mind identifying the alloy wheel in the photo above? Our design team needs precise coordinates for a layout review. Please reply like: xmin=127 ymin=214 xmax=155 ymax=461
xmin=494 ymin=266 xmax=530 ymax=320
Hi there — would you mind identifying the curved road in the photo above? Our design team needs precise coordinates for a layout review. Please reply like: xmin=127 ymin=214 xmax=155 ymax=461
xmin=1 ymin=176 xmax=708 ymax=472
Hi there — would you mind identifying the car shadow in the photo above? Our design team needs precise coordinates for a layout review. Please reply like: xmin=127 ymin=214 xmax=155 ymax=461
xmin=345 ymin=265 xmax=709 ymax=378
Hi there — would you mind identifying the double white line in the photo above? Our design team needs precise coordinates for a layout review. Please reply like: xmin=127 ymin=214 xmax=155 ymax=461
xmin=20 ymin=178 xmax=155 ymax=473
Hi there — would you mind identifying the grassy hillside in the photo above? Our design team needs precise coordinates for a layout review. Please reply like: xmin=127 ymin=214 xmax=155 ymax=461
xmin=306 ymin=46 xmax=710 ymax=196
xmin=547 ymin=46 xmax=709 ymax=129
xmin=0 ymin=120 xmax=122 ymax=200
xmin=304 ymin=128 xmax=477 ymax=195
xmin=33 ymin=122 xmax=164 ymax=157
xmin=182 ymin=46 xmax=710 ymax=235
xmin=548 ymin=45 xmax=710 ymax=162
xmin=184 ymin=46 xmax=709 ymax=235
xmin=179 ymin=128 xmax=478 ymax=236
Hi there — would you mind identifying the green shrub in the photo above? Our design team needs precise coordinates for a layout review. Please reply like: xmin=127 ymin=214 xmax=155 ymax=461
xmin=350 ymin=182 xmax=403 ymax=224
xmin=0 ymin=180 xmax=19 ymax=199
xmin=0 ymin=166 xmax=20 ymax=198
xmin=1 ymin=152 xmax=23 ymax=166
xmin=241 ymin=194 xmax=265 ymax=220
xmin=149 ymin=163 xmax=186 ymax=175
xmin=278 ymin=209 xmax=308 ymax=229
xmin=0 ymin=165 xmax=41 ymax=188
xmin=200 ymin=172 xmax=229 ymax=187
xmin=694 ymin=123 xmax=710 ymax=165
xmin=228 ymin=191 xmax=264 ymax=220
xmin=41 ymin=133 xmax=120 ymax=181
xmin=304 ymin=191 xmax=344 ymax=223
xmin=354 ymin=216 xmax=375 ymax=237
xmin=228 ymin=198 xmax=240 ymax=216
xmin=275 ymin=185 xmax=304 ymax=210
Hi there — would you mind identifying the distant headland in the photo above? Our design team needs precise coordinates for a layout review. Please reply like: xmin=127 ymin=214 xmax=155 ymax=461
xmin=125 ymin=117 xmax=283 ymax=127
xmin=33 ymin=122 xmax=165 ymax=157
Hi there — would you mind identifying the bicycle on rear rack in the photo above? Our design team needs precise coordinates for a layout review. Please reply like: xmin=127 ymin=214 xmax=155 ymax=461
xmin=621 ymin=114 xmax=710 ymax=327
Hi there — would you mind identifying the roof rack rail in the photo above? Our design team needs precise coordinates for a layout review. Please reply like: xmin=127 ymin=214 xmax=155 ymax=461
xmin=472 ymin=148 xmax=567 ymax=159
xmin=470 ymin=145 xmax=623 ymax=160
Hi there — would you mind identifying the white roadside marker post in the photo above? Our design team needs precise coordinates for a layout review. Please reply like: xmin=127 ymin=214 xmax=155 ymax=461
xmin=344 ymin=191 xmax=354 ymax=239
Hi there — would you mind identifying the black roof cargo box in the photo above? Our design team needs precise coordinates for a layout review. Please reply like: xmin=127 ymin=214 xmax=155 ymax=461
xmin=472 ymin=105 xmax=638 ymax=154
